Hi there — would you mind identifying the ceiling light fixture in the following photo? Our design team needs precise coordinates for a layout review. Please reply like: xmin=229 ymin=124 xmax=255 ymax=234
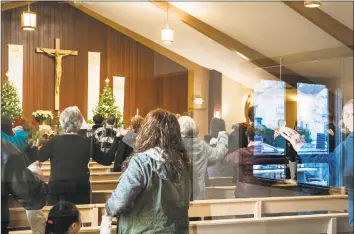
xmin=161 ymin=3 xmax=174 ymax=44
xmin=21 ymin=2 xmax=36 ymax=31
xmin=304 ymin=0 xmax=321 ymax=8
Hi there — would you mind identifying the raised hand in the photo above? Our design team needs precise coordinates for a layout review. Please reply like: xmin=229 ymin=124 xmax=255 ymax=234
xmin=328 ymin=129 xmax=334 ymax=136
xmin=279 ymin=127 xmax=305 ymax=152
xmin=116 ymin=128 xmax=128 ymax=137
xmin=28 ymin=161 xmax=44 ymax=180
xmin=209 ymin=138 xmax=218 ymax=146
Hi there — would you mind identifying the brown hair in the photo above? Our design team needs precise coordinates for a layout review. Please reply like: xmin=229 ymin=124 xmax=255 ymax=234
xmin=130 ymin=115 xmax=144 ymax=133
xmin=134 ymin=109 xmax=188 ymax=180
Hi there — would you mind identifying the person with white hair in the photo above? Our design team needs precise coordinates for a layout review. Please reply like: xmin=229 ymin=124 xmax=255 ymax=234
xmin=280 ymin=99 xmax=353 ymax=227
xmin=178 ymin=116 xmax=228 ymax=200
xmin=38 ymin=106 xmax=119 ymax=205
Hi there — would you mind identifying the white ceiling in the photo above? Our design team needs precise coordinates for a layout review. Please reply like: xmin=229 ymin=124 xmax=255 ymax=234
xmin=82 ymin=1 xmax=353 ymax=88
xmin=82 ymin=2 xmax=276 ymax=88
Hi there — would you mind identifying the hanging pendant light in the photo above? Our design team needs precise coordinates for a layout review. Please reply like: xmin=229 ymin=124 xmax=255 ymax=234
xmin=304 ymin=0 xmax=321 ymax=8
xmin=161 ymin=3 xmax=174 ymax=44
xmin=21 ymin=2 xmax=37 ymax=31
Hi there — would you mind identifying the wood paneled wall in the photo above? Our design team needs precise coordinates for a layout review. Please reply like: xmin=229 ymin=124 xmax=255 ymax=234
xmin=208 ymin=70 xmax=222 ymax=127
xmin=1 ymin=2 xmax=188 ymax=122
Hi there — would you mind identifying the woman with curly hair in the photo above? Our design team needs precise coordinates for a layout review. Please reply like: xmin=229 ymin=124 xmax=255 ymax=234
xmin=105 ymin=109 xmax=191 ymax=234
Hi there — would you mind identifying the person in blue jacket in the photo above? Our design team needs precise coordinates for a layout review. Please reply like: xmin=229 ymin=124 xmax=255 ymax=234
xmin=280 ymin=99 xmax=353 ymax=228
xmin=1 ymin=116 xmax=29 ymax=150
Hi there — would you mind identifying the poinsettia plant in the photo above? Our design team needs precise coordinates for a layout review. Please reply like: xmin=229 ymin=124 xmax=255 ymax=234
xmin=32 ymin=110 xmax=53 ymax=123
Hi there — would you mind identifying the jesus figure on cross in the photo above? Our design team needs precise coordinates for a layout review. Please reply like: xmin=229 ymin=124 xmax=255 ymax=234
xmin=36 ymin=38 xmax=78 ymax=110
xmin=38 ymin=48 xmax=76 ymax=97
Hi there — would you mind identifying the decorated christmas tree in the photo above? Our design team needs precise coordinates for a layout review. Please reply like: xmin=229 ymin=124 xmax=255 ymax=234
xmin=93 ymin=79 xmax=123 ymax=127
xmin=1 ymin=79 xmax=22 ymax=120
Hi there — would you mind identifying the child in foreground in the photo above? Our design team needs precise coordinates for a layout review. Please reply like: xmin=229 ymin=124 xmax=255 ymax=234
xmin=26 ymin=200 xmax=81 ymax=234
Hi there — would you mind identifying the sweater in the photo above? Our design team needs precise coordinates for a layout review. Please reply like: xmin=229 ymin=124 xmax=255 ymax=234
xmin=38 ymin=134 xmax=117 ymax=204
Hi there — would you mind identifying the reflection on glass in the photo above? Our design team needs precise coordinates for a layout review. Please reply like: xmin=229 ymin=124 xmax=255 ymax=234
xmin=297 ymin=83 xmax=329 ymax=155
xmin=253 ymin=80 xmax=286 ymax=156
xmin=253 ymin=163 xmax=329 ymax=186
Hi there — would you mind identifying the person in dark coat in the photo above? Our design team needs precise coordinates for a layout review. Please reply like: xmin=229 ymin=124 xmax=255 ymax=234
xmin=225 ymin=124 xmax=285 ymax=198
xmin=112 ymin=115 xmax=144 ymax=172
xmin=1 ymin=140 xmax=48 ymax=234
xmin=38 ymin=106 xmax=118 ymax=205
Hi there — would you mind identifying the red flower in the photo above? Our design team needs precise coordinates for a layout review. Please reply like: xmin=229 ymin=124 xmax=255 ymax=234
xmin=31 ymin=120 xmax=38 ymax=127
xmin=13 ymin=117 xmax=26 ymax=127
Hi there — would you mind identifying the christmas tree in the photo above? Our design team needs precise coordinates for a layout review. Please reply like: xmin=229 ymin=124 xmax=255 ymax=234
xmin=1 ymin=80 xmax=22 ymax=120
xmin=93 ymin=82 xmax=123 ymax=127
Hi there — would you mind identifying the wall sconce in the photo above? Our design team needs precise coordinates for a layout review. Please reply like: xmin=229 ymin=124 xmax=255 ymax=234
xmin=193 ymin=96 xmax=204 ymax=105
xmin=214 ymin=110 xmax=221 ymax=118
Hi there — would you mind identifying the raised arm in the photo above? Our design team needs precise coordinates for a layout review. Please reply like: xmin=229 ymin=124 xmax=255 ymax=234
xmin=2 ymin=141 xmax=48 ymax=210
xmin=205 ymin=131 xmax=228 ymax=166
xmin=38 ymin=48 xmax=55 ymax=57
xmin=38 ymin=138 xmax=54 ymax=162
xmin=92 ymin=137 xmax=119 ymax=166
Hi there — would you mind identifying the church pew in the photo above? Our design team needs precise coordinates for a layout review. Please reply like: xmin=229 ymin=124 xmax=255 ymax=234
xmin=41 ymin=161 xmax=99 ymax=170
xmin=42 ymin=172 xmax=121 ymax=183
xmin=90 ymin=180 xmax=118 ymax=191
xmin=42 ymin=166 xmax=114 ymax=175
xmin=8 ymin=195 xmax=348 ymax=230
xmin=189 ymin=195 xmax=347 ymax=219
xmin=208 ymin=177 xmax=234 ymax=187
xmin=9 ymin=213 xmax=351 ymax=234
xmin=189 ymin=213 xmax=351 ymax=234
xmin=204 ymin=186 xmax=236 ymax=199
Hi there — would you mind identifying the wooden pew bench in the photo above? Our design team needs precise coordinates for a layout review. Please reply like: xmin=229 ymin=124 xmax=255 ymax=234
xmin=8 ymin=195 xmax=348 ymax=230
xmin=10 ymin=213 xmax=351 ymax=234
xmin=189 ymin=195 xmax=348 ymax=219
xmin=43 ymin=172 xmax=121 ymax=183
xmin=42 ymin=166 xmax=114 ymax=175
xmin=208 ymin=177 xmax=233 ymax=187
xmin=41 ymin=161 xmax=99 ymax=170
xmin=204 ymin=186 xmax=236 ymax=199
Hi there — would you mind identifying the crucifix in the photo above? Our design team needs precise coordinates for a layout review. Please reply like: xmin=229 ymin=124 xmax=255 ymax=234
xmin=36 ymin=38 xmax=78 ymax=110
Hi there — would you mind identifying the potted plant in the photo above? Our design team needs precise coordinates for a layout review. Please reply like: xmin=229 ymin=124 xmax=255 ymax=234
xmin=32 ymin=110 xmax=53 ymax=125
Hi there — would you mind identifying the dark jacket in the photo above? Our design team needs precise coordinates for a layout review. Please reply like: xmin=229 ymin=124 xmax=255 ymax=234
xmin=38 ymin=134 xmax=117 ymax=205
xmin=112 ymin=132 xmax=134 ymax=172
xmin=1 ymin=140 xmax=48 ymax=234
xmin=106 ymin=147 xmax=191 ymax=234
xmin=225 ymin=145 xmax=285 ymax=198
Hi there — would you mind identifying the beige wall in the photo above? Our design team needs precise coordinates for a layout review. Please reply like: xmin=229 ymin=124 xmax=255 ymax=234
xmin=188 ymin=69 xmax=210 ymax=137
xmin=221 ymin=75 xmax=252 ymax=132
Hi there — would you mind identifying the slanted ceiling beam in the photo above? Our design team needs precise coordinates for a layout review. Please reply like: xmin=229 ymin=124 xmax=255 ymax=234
xmin=283 ymin=1 xmax=354 ymax=51
xmin=151 ymin=1 xmax=313 ymax=86
xmin=1 ymin=1 xmax=36 ymax=11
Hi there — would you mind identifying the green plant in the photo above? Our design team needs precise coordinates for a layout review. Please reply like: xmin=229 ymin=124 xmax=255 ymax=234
xmin=93 ymin=85 xmax=123 ymax=127
xmin=1 ymin=80 xmax=22 ymax=120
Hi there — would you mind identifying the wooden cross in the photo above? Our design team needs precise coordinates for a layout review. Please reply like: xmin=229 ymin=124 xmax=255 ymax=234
xmin=36 ymin=38 xmax=78 ymax=111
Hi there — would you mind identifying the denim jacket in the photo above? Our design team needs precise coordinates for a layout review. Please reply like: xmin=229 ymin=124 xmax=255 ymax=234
xmin=106 ymin=147 xmax=191 ymax=234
